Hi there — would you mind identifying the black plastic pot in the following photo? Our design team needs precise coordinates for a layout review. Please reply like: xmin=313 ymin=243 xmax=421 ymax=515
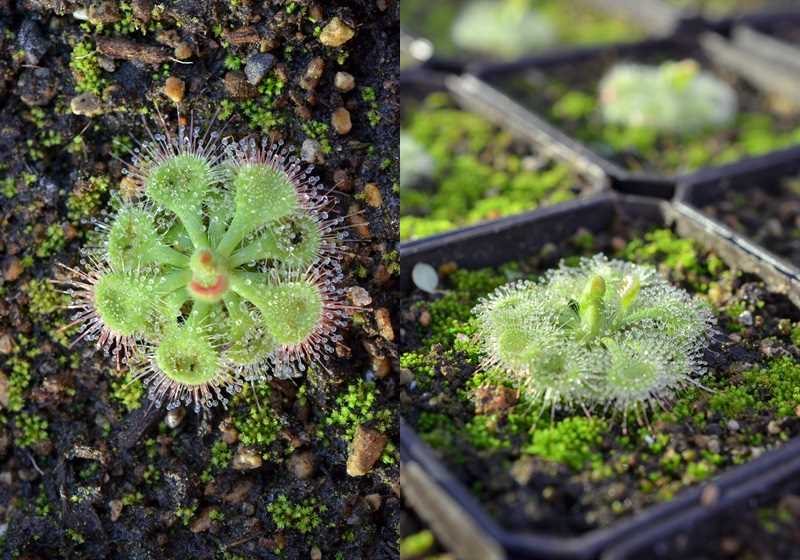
xmin=399 ymin=192 xmax=800 ymax=559
xmin=675 ymin=148 xmax=800 ymax=309
xmin=456 ymin=33 xmax=800 ymax=199
xmin=400 ymin=69 xmax=609 ymax=244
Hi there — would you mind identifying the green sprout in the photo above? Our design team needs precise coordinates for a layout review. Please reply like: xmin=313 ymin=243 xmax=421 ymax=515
xmin=58 ymin=117 xmax=355 ymax=411
xmin=473 ymin=255 xmax=714 ymax=420
xmin=598 ymin=59 xmax=737 ymax=135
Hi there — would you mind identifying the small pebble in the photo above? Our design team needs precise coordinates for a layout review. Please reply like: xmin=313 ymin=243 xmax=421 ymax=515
xmin=418 ymin=310 xmax=431 ymax=327
xmin=348 ymin=286 xmax=372 ymax=307
xmin=0 ymin=336 xmax=13 ymax=356
xmin=189 ymin=507 xmax=213 ymax=533
xmin=346 ymin=425 xmax=388 ymax=477
xmin=727 ymin=419 xmax=740 ymax=431
xmin=163 ymin=76 xmax=185 ymax=103
xmin=364 ymin=183 xmax=382 ymax=207
xmin=174 ymin=42 xmax=193 ymax=60
xmin=334 ymin=71 xmax=355 ymax=92
xmin=767 ymin=420 xmax=781 ymax=435
xmin=738 ymin=310 xmax=753 ymax=327
xmin=18 ymin=19 xmax=49 ymax=65
xmin=300 ymin=139 xmax=324 ymax=164
xmin=364 ymin=493 xmax=382 ymax=511
xmin=398 ymin=368 xmax=414 ymax=386
xmin=17 ymin=68 xmax=57 ymax=107
xmin=231 ymin=447 xmax=262 ymax=470
xmin=375 ymin=308 xmax=395 ymax=341
xmin=88 ymin=0 xmax=121 ymax=24
xmin=288 ymin=450 xmax=315 ymax=480
xmin=310 ymin=547 xmax=322 ymax=560
xmin=319 ymin=17 xmax=355 ymax=47
xmin=0 ymin=372 xmax=8 ymax=407
xmin=331 ymin=107 xmax=352 ymax=135
xmin=3 ymin=257 xmax=23 ymax=282
xmin=109 ymin=499 xmax=123 ymax=522
xmin=244 ymin=53 xmax=275 ymax=85
xmin=70 ymin=92 xmax=104 ymax=117
xmin=300 ymin=57 xmax=325 ymax=91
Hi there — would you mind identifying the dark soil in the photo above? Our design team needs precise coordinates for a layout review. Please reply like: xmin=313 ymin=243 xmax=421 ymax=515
xmin=0 ymin=1 xmax=399 ymax=558
xmin=484 ymin=40 xmax=800 ymax=175
xmin=700 ymin=177 xmax=800 ymax=267
xmin=399 ymin=216 xmax=800 ymax=537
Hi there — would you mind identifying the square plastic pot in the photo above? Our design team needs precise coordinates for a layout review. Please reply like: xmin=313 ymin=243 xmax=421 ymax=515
xmin=400 ymin=192 xmax=800 ymax=559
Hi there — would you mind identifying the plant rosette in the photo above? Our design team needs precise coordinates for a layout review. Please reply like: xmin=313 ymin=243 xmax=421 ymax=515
xmin=58 ymin=118 xmax=357 ymax=412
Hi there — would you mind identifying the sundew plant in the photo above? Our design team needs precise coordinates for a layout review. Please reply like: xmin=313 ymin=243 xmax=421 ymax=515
xmin=598 ymin=59 xmax=737 ymax=134
xmin=59 ymin=117 xmax=354 ymax=412
xmin=451 ymin=0 xmax=557 ymax=58
xmin=474 ymin=255 xmax=715 ymax=421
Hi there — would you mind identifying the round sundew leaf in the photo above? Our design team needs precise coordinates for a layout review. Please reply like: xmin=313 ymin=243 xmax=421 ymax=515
xmin=155 ymin=322 xmax=220 ymax=386
xmin=224 ymin=307 xmax=277 ymax=366
xmin=231 ymin=163 xmax=298 ymax=228
xmin=146 ymin=153 xmax=213 ymax=213
xmin=94 ymin=272 xmax=153 ymax=336
xmin=260 ymin=281 xmax=323 ymax=346
xmin=107 ymin=206 xmax=160 ymax=269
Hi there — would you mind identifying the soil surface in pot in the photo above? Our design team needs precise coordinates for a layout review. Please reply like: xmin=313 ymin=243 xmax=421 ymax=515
xmin=487 ymin=43 xmax=800 ymax=176
xmin=399 ymin=219 xmax=800 ymax=536
xmin=0 ymin=1 xmax=399 ymax=558
xmin=400 ymin=91 xmax=598 ymax=241
xmin=700 ymin=177 xmax=800 ymax=267
xmin=400 ymin=0 xmax=644 ymax=61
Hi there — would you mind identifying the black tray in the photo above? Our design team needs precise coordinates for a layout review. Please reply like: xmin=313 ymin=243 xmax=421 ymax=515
xmin=456 ymin=33 xmax=800 ymax=199
xmin=400 ymin=193 xmax=800 ymax=559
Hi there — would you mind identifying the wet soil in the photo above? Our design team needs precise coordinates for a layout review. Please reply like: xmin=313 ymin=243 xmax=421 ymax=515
xmin=0 ymin=1 xmax=400 ymax=558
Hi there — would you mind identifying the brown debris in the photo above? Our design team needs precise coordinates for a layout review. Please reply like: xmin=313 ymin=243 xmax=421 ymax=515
xmin=96 ymin=37 xmax=170 ymax=65
xmin=474 ymin=385 xmax=519 ymax=415
xmin=223 ymin=26 xmax=260 ymax=46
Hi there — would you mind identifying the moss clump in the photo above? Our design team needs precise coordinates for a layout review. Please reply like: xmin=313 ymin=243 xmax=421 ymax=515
xmin=110 ymin=372 xmax=144 ymax=412
xmin=69 ymin=41 xmax=108 ymax=95
xmin=5 ymin=356 xmax=31 ymax=413
xmin=25 ymin=279 xmax=68 ymax=316
xmin=232 ymin=385 xmax=283 ymax=456
xmin=401 ymin=93 xmax=581 ymax=240
xmin=35 ymin=224 xmax=66 ymax=259
xmin=267 ymin=494 xmax=326 ymax=534
xmin=67 ymin=175 xmax=111 ymax=222
xmin=525 ymin=417 xmax=605 ymax=470
xmin=399 ymin=530 xmax=435 ymax=558
xmin=325 ymin=380 xmax=392 ymax=440
xmin=15 ymin=412 xmax=48 ymax=448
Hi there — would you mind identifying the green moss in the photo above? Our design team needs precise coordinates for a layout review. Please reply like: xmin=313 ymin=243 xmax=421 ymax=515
xmin=67 ymin=175 xmax=111 ymax=222
xmin=401 ymin=94 xmax=580 ymax=240
xmin=267 ymin=494 xmax=326 ymax=534
xmin=110 ymin=372 xmax=144 ymax=412
xmin=399 ymin=530 xmax=435 ymax=557
xmin=743 ymin=357 xmax=800 ymax=417
xmin=232 ymin=386 xmax=283 ymax=456
xmin=5 ymin=356 xmax=31 ymax=412
xmin=325 ymin=379 xmax=392 ymax=440
xmin=175 ymin=503 xmax=197 ymax=526
xmin=465 ymin=414 xmax=509 ymax=450
xmin=524 ymin=417 xmax=605 ymax=470
xmin=25 ymin=279 xmax=68 ymax=315
xmin=69 ymin=41 xmax=108 ymax=95
xmin=15 ymin=412 xmax=48 ymax=448
xmin=35 ymin=224 xmax=66 ymax=258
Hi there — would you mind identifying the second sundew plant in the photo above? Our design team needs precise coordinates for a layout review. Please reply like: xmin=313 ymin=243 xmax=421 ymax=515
xmin=60 ymin=118 xmax=354 ymax=411
xmin=473 ymin=255 xmax=715 ymax=421
xmin=598 ymin=59 xmax=737 ymax=135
